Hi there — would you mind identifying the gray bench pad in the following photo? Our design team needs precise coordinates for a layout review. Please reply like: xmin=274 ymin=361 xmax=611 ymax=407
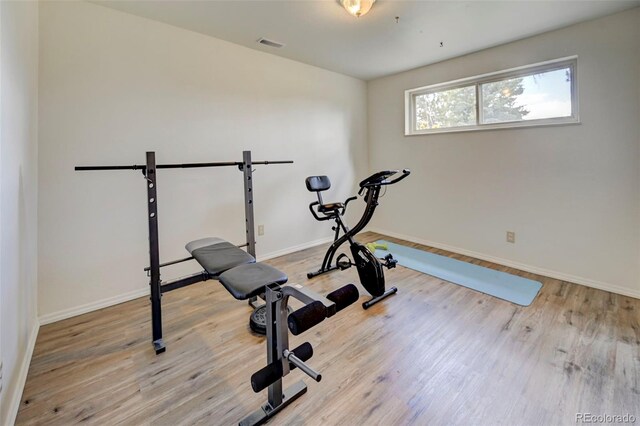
xmin=186 ymin=237 xmax=228 ymax=253
xmin=219 ymin=263 xmax=288 ymax=300
xmin=190 ymin=241 xmax=255 ymax=277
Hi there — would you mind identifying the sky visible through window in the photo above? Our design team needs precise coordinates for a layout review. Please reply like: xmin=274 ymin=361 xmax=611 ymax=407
xmin=511 ymin=68 xmax=572 ymax=120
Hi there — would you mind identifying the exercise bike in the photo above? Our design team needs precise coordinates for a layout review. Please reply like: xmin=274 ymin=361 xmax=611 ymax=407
xmin=305 ymin=169 xmax=410 ymax=309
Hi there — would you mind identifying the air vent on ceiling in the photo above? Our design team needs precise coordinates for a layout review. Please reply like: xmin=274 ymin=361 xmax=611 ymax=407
xmin=257 ymin=38 xmax=285 ymax=49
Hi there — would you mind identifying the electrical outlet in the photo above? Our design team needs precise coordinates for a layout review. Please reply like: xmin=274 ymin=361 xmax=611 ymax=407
xmin=258 ymin=225 xmax=264 ymax=236
xmin=506 ymin=231 xmax=515 ymax=244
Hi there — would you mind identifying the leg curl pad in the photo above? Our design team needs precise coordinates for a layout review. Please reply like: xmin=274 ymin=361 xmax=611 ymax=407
xmin=287 ymin=301 xmax=327 ymax=335
xmin=251 ymin=362 xmax=283 ymax=393
xmin=250 ymin=342 xmax=314 ymax=393
xmin=326 ymin=284 xmax=359 ymax=313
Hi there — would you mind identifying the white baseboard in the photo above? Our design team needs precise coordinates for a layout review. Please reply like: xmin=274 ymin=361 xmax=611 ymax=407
xmin=3 ymin=320 xmax=40 ymax=426
xmin=369 ymin=227 xmax=640 ymax=300
xmin=38 ymin=237 xmax=334 ymax=326
xmin=39 ymin=288 xmax=148 ymax=326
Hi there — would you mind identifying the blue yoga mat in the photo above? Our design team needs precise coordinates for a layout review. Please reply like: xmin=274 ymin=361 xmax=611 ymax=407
xmin=374 ymin=240 xmax=542 ymax=306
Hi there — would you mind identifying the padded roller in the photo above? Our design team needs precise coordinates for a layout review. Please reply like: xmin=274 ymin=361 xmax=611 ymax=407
xmin=326 ymin=284 xmax=360 ymax=313
xmin=250 ymin=361 xmax=283 ymax=393
xmin=289 ymin=342 xmax=313 ymax=371
xmin=251 ymin=342 xmax=314 ymax=393
xmin=287 ymin=301 xmax=327 ymax=336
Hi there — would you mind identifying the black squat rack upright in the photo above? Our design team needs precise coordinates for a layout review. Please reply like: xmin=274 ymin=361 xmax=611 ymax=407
xmin=75 ymin=151 xmax=293 ymax=353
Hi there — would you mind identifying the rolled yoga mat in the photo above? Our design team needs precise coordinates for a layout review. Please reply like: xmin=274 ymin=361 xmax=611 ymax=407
xmin=374 ymin=240 xmax=542 ymax=306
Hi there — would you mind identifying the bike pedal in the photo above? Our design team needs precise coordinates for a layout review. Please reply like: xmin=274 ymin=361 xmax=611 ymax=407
xmin=337 ymin=261 xmax=351 ymax=270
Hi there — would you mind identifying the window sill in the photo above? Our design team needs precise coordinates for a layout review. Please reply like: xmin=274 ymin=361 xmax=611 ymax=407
xmin=404 ymin=117 xmax=581 ymax=136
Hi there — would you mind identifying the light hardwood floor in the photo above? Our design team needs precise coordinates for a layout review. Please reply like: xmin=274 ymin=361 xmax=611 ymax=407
xmin=16 ymin=232 xmax=640 ymax=425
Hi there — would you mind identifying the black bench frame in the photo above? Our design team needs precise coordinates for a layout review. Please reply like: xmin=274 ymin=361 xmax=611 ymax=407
xmin=76 ymin=151 xmax=293 ymax=354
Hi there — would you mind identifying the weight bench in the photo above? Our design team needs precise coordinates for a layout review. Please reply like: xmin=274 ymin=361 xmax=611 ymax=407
xmin=186 ymin=237 xmax=289 ymax=333
xmin=78 ymin=151 xmax=349 ymax=423
xmin=186 ymin=237 xmax=360 ymax=425
xmin=186 ymin=237 xmax=287 ymax=299
xmin=147 ymin=236 xmax=360 ymax=424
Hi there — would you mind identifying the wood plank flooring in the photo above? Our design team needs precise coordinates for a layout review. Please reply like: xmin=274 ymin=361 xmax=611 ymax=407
xmin=16 ymin=232 xmax=640 ymax=425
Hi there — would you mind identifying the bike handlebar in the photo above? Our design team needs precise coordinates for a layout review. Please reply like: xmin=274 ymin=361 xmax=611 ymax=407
xmin=386 ymin=169 xmax=411 ymax=185
xmin=342 ymin=196 xmax=358 ymax=215
xmin=308 ymin=201 xmax=332 ymax=221
xmin=358 ymin=169 xmax=411 ymax=194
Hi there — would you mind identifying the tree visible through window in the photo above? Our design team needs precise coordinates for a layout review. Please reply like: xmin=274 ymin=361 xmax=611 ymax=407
xmin=481 ymin=77 xmax=529 ymax=123
xmin=415 ymin=85 xmax=476 ymax=130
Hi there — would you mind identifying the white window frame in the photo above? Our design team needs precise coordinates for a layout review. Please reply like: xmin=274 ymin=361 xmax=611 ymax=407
xmin=404 ymin=56 xmax=579 ymax=136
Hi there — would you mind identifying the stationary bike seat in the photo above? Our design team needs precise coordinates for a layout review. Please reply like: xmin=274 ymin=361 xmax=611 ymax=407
xmin=318 ymin=202 xmax=344 ymax=213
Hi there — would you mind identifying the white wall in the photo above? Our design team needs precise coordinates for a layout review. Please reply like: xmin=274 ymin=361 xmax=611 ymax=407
xmin=368 ymin=9 xmax=640 ymax=298
xmin=0 ymin=1 xmax=39 ymax=424
xmin=1 ymin=0 xmax=3 ymax=415
xmin=38 ymin=1 xmax=368 ymax=321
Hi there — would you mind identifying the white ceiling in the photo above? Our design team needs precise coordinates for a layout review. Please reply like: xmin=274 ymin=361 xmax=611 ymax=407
xmin=93 ymin=0 xmax=639 ymax=80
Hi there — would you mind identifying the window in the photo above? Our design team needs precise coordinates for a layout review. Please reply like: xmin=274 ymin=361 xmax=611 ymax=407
xmin=405 ymin=57 xmax=578 ymax=135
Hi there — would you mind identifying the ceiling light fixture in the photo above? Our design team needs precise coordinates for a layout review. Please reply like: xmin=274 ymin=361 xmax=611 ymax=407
xmin=339 ymin=0 xmax=376 ymax=18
